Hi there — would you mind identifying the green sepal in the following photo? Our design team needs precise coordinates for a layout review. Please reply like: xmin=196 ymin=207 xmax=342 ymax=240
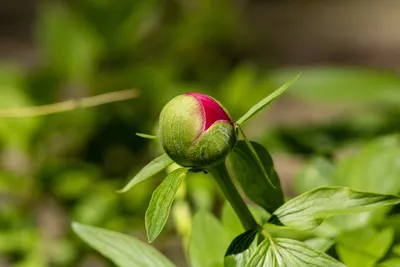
xmin=188 ymin=121 xmax=237 ymax=168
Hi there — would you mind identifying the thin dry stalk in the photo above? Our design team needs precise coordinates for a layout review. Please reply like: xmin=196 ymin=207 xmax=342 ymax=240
xmin=0 ymin=89 xmax=139 ymax=118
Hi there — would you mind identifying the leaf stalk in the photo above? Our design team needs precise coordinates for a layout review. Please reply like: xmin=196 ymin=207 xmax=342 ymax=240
xmin=208 ymin=162 xmax=258 ymax=230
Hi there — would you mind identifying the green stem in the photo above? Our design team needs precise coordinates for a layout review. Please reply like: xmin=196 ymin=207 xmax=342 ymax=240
xmin=209 ymin=162 xmax=258 ymax=230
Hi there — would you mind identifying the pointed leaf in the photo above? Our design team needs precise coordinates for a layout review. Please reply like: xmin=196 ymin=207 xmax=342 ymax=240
xmin=238 ymin=126 xmax=275 ymax=188
xmin=272 ymin=67 xmax=400 ymax=104
xmin=393 ymin=243 xmax=400 ymax=256
xmin=229 ymin=140 xmax=284 ymax=214
xmin=236 ymin=73 xmax=300 ymax=126
xmin=225 ymin=243 xmax=257 ymax=267
xmin=246 ymin=237 xmax=345 ymax=267
xmin=319 ymin=136 xmax=400 ymax=232
xmin=378 ymin=258 xmax=400 ymax=267
xmin=336 ymin=227 xmax=394 ymax=267
xmin=72 ymin=222 xmax=176 ymax=267
xmin=269 ymin=187 xmax=400 ymax=231
xmin=118 ymin=153 xmax=173 ymax=193
xmin=226 ymin=229 xmax=258 ymax=256
xmin=136 ymin=133 xmax=158 ymax=139
xmin=145 ymin=168 xmax=188 ymax=242
xmin=334 ymin=135 xmax=400 ymax=194
xmin=224 ymin=229 xmax=258 ymax=267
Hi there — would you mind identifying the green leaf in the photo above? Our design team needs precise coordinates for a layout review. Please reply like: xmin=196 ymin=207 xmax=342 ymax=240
xmin=224 ymin=229 xmax=258 ymax=267
xmin=238 ymin=127 xmax=275 ymax=189
xmin=334 ymin=135 xmax=400 ymax=194
xmin=145 ymin=168 xmax=188 ymax=242
xmin=229 ymin=140 xmax=284 ymax=214
xmin=188 ymin=210 xmax=232 ymax=267
xmin=269 ymin=186 xmax=400 ymax=231
xmin=226 ymin=229 xmax=258 ymax=256
xmin=336 ymin=227 xmax=394 ymax=267
xmin=317 ymin=136 xmax=400 ymax=232
xmin=381 ymin=215 xmax=400 ymax=238
xmin=378 ymin=258 xmax=400 ymax=267
xmin=304 ymin=237 xmax=335 ymax=252
xmin=236 ymin=73 xmax=300 ymax=126
xmin=118 ymin=153 xmax=173 ymax=193
xmin=72 ymin=222 xmax=176 ymax=267
xmin=272 ymin=67 xmax=400 ymax=104
xmin=393 ymin=243 xmax=400 ymax=256
xmin=246 ymin=237 xmax=345 ymax=267
xmin=136 ymin=133 xmax=158 ymax=139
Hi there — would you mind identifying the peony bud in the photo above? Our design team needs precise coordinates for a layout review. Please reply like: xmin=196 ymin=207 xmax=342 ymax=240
xmin=159 ymin=92 xmax=237 ymax=169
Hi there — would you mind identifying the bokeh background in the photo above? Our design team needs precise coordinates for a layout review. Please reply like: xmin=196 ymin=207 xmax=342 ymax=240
xmin=0 ymin=1 xmax=400 ymax=266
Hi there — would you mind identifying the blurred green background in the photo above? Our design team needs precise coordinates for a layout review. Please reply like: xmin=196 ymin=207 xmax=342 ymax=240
xmin=0 ymin=1 xmax=399 ymax=266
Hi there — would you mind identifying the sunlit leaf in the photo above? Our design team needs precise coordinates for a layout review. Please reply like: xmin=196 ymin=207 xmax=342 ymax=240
xmin=145 ymin=168 xmax=188 ymax=242
xmin=325 ymin=135 xmax=400 ymax=231
xmin=269 ymin=187 xmax=400 ymax=231
xmin=72 ymin=222 xmax=176 ymax=267
xmin=336 ymin=227 xmax=394 ymax=267
xmin=378 ymin=258 xmax=400 ymax=267
xmin=334 ymin=135 xmax=400 ymax=194
xmin=272 ymin=67 xmax=400 ymax=104
xmin=393 ymin=243 xmax=400 ymax=256
xmin=246 ymin=237 xmax=345 ymax=267
xmin=118 ymin=153 xmax=173 ymax=193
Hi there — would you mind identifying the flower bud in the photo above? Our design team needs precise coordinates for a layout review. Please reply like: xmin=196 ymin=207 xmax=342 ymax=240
xmin=159 ymin=92 xmax=237 ymax=169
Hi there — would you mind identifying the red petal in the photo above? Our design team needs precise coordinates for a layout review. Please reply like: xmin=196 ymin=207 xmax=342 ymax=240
xmin=187 ymin=92 xmax=232 ymax=131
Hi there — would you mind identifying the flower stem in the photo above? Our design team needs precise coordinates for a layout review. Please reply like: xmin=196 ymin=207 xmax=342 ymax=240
xmin=208 ymin=162 xmax=258 ymax=230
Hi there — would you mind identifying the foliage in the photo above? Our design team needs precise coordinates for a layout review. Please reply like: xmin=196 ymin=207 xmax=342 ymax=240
xmin=1 ymin=0 xmax=400 ymax=266
xmin=72 ymin=79 xmax=400 ymax=266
